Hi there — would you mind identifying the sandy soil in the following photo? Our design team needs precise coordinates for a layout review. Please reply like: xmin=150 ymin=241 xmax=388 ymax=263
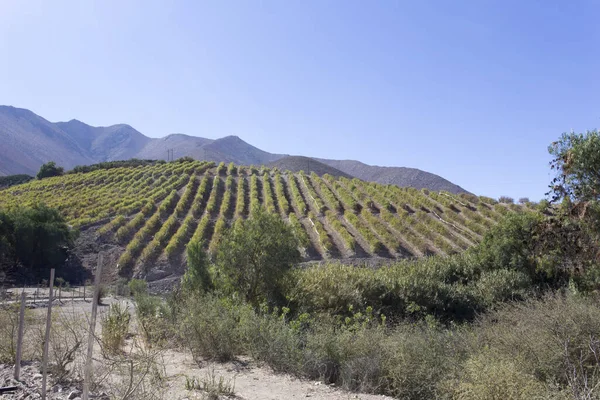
xmin=159 ymin=350 xmax=392 ymax=400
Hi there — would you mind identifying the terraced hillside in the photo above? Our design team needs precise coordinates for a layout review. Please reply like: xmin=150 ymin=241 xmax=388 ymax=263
xmin=0 ymin=160 xmax=526 ymax=279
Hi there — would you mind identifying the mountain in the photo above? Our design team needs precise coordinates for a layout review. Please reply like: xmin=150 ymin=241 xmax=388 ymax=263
xmin=317 ymin=159 xmax=470 ymax=194
xmin=0 ymin=106 xmax=94 ymax=176
xmin=135 ymin=134 xmax=214 ymax=160
xmin=0 ymin=105 xmax=470 ymax=193
xmin=268 ymin=156 xmax=353 ymax=179
xmin=56 ymin=119 xmax=151 ymax=161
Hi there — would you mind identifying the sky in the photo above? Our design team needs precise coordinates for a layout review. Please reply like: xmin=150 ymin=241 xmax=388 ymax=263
xmin=1 ymin=1 xmax=598 ymax=200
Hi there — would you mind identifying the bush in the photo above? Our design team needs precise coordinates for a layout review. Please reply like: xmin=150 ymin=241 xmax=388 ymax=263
xmin=181 ymin=295 xmax=248 ymax=362
xmin=37 ymin=161 xmax=64 ymax=179
xmin=133 ymin=293 xmax=173 ymax=347
xmin=451 ymin=351 xmax=556 ymax=400
xmin=101 ymin=302 xmax=131 ymax=354
xmin=499 ymin=196 xmax=515 ymax=204
xmin=128 ymin=279 xmax=148 ymax=297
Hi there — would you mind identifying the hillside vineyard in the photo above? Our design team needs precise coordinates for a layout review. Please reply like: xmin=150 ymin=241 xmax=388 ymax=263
xmin=0 ymin=161 xmax=525 ymax=277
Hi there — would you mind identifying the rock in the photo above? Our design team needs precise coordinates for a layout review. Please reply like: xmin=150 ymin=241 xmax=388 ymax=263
xmin=68 ymin=390 xmax=82 ymax=399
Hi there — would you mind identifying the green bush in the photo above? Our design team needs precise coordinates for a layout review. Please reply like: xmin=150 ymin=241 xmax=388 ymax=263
xmin=181 ymin=295 xmax=248 ymax=362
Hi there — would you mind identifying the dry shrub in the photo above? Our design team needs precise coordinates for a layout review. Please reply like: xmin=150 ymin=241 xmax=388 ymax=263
xmin=451 ymin=352 xmax=563 ymax=400
xmin=101 ymin=302 xmax=130 ymax=354
xmin=30 ymin=306 xmax=87 ymax=383
xmin=0 ymin=303 xmax=37 ymax=363
xmin=93 ymin=338 xmax=166 ymax=400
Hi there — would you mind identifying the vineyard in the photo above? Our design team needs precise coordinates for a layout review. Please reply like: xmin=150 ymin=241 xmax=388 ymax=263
xmin=0 ymin=160 xmax=527 ymax=278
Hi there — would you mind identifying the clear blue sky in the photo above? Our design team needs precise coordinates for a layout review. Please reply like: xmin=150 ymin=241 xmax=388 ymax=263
xmin=1 ymin=1 xmax=598 ymax=200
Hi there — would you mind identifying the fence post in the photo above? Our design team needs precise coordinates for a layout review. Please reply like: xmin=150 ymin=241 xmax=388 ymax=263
xmin=41 ymin=268 xmax=55 ymax=400
xmin=14 ymin=291 xmax=26 ymax=380
xmin=83 ymin=254 xmax=103 ymax=400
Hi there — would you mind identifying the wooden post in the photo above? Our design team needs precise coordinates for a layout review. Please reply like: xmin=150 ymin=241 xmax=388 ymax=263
xmin=83 ymin=284 xmax=86 ymax=301
xmin=41 ymin=268 xmax=55 ymax=400
xmin=83 ymin=254 xmax=103 ymax=400
xmin=14 ymin=291 xmax=26 ymax=380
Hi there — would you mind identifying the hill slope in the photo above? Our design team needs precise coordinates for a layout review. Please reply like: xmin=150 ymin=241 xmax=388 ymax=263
xmin=0 ymin=161 xmax=522 ymax=280
xmin=318 ymin=159 xmax=470 ymax=194
xmin=268 ymin=156 xmax=353 ymax=178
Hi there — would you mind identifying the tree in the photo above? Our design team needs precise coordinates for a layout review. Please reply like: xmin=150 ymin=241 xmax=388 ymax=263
xmin=0 ymin=204 xmax=75 ymax=282
xmin=36 ymin=161 xmax=64 ymax=179
xmin=182 ymin=240 xmax=212 ymax=294
xmin=548 ymin=130 xmax=600 ymax=203
xmin=212 ymin=208 xmax=301 ymax=307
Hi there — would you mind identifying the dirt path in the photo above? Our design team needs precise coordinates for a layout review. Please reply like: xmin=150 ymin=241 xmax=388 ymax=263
xmin=160 ymin=350 xmax=392 ymax=400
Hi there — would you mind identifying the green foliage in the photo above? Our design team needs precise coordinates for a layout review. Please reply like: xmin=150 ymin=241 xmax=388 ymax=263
xmin=0 ymin=174 xmax=34 ymax=188
xmin=498 ymin=196 xmax=514 ymax=204
xmin=182 ymin=241 xmax=212 ymax=294
xmin=133 ymin=292 xmax=173 ymax=346
xmin=262 ymin=173 xmax=277 ymax=214
xmin=0 ymin=204 xmax=75 ymax=282
xmin=249 ymin=174 xmax=260 ymax=214
xmin=212 ymin=208 xmax=301 ymax=307
xmin=287 ymin=212 xmax=309 ymax=248
xmin=226 ymin=162 xmax=237 ymax=175
xmin=307 ymin=211 xmax=334 ymax=252
xmin=128 ymin=278 xmax=148 ymax=297
xmin=549 ymin=129 xmax=600 ymax=203
xmin=475 ymin=212 xmax=542 ymax=278
xmin=287 ymin=174 xmax=308 ymax=215
xmin=234 ymin=175 xmax=246 ymax=218
xmin=325 ymin=210 xmax=356 ymax=252
xmin=36 ymin=161 xmax=64 ymax=179
xmin=311 ymin=173 xmax=342 ymax=212
xmin=215 ymin=161 xmax=226 ymax=175
xmin=274 ymin=173 xmax=289 ymax=215
xmin=69 ymin=159 xmax=158 ymax=174
xmin=181 ymin=294 xmax=248 ymax=362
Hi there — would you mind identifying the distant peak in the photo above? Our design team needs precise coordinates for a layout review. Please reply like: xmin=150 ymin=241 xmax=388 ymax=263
xmin=219 ymin=135 xmax=243 ymax=141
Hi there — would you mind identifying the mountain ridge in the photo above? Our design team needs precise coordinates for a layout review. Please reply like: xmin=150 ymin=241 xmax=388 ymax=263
xmin=0 ymin=105 xmax=470 ymax=194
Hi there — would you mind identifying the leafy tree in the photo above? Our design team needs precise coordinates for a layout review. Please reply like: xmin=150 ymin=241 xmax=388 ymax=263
xmin=182 ymin=240 xmax=212 ymax=294
xmin=0 ymin=204 xmax=75 ymax=282
xmin=548 ymin=130 xmax=600 ymax=203
xmin=476 ymin=212 xmax=542 ymax=278
xmin=36 ymin=161 xmax=64 ymax=179
xmin=212 ymin=208 xmax=301 ymax=307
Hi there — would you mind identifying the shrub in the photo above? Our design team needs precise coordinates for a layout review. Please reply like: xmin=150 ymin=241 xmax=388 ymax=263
xmin=181 ymin=295 xmax=248 ymax=362
xmin=212 ymin=208 xmax=301 ymax=308
xmin=101 ymin=302 xmax=131 ymax=354
xmin=499 ymin=196 xmax=515 ymax=204
xmin=128 ymin=278 xmax=148 ymax=297
xmin=451 ymin=351 xmax=554 ymax=400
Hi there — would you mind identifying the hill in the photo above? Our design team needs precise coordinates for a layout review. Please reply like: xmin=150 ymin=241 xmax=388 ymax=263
xmin=268 ymin=156 xmax=353 ymax=178
xmin=318 ymin=159 xmax=470 ymax=194
xmin=0 ymin=105 xmax=469 ymax=193
xmin=0 ymin=160 xmax=524 ymax=281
